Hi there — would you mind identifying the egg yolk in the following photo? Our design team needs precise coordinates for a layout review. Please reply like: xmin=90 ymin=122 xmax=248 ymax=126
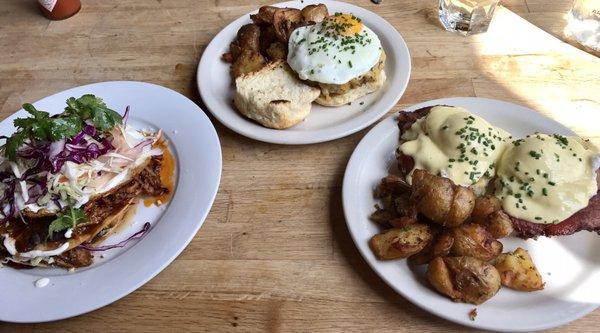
xmin=325 ymin=13 xmax=363 ymax=36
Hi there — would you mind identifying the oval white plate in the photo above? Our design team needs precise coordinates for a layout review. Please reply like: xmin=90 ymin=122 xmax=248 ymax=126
xmin=0 ymin=81 xmax=222 ymax=323
xmin=342 ymin=97 xmax=600 ymax=331
xmin=197 ymin=0 xmax=411 ymax=144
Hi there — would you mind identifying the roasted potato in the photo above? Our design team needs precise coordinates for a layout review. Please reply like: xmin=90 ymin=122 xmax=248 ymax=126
xmin=370 ymin=224 xmax=433 ymax=260
xmin=266 ymin=42 xmax=287 ymax=60
xmin=494 ymin=247 xmax=544 ymax=291
xmin=272 ymin=8 xmax=303 ymax=42
xmin=237 ymin=24 xmax=261 ymax=51
xmin=411 ymin=169 xmax=475 ymax=227
xmin=231 ymin=49 xmax=266 ymax=78
xmin=486 ymin=210 xmax=513 ymax=239
xmin=408 ymin=232 xmax=454 ymax=265
xmin=471 ymin=195 xmax=513 ymax=238
xmin=427 ymin=256 xmax=501 ymax=304
xmin=301 ymin=4 xmax=329 ymax=23
xmin=370 ymin=176 xmax=417 ymax=228
xmin=250 ymin=6 xmax=278 ymax=26
xmin=450 ymin=224 xmax=503 ymax=261
xmin=471 ymin=195 xmax=501 ymax=225
xmin=374 ymin=175 xmax=410 ymax=198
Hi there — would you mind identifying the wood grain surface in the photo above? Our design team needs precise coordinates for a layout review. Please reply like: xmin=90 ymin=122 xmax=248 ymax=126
xmin=1 ymin=0 xmax=599 ymax=332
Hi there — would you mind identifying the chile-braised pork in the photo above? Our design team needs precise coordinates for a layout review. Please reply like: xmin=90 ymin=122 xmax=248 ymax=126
xmin=0 ymin=156 xmax=167 ymax=268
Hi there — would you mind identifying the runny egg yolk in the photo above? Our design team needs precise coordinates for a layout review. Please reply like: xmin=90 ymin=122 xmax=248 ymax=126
xmin=324 ymin=13 xmax=363 ymax=36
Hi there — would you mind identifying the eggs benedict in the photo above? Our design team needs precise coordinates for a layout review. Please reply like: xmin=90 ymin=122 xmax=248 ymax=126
xmin=398 ymin=106 xmax=511 ymax=190
xmin=495 ymin=133 xmax=599 ymax=224
xmin=287 ymin=13 xmax=386 ymax=106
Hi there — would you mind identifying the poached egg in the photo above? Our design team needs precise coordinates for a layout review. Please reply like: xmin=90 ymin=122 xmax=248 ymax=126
xmin=495 ymin=134 xmax=599 ymax=224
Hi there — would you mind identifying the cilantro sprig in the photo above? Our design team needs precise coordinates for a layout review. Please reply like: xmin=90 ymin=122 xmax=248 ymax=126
xmin=48 ymin=207 xmax=87 ymax=238
xmin=1 ymin=95 xmax=122 ymax=161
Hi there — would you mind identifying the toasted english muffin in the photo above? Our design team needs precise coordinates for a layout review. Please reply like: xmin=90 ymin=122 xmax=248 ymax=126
xmin=316 ymin=70 xmax=386 ymax=106
xmin=234 ymin=60 xmax=320 ymax=129
xmin=315 ymin=51 xmax=387 ymax=107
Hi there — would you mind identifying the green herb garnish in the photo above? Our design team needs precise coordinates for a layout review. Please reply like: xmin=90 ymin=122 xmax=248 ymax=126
xmin=2 ymin=95 xmax=121 ymax=161
xmin=48 ymin=207 xmax=87 ymax=238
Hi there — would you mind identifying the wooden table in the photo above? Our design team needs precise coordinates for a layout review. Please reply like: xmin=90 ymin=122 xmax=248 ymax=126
xmin=1 ymin=0 xmax=599 ymax=332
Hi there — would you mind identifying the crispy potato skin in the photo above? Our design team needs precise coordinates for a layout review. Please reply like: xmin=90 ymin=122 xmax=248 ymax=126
xmin=408 ymin=232 xmax=454 ymax=265
xmin=370 ymin=175 xmax=417 ymax=228
xmin=272 ymin=8 xmax=303 ymax=42
xmin=250 ymin=6 xmax=278 ymax=26
xmin=471 ymin=195 xmax=514 ymax=238
xmin=237 ymin=24 xmax=261 ymax=51
xmin=494 ymin=247 xmax=545 ymax=291
xmin=231 ymin=50 xmax=267 ymax=79
xmin=301 ymin=4 xmax=328 ymax=22
xmin=411 ymin=169 xmax=475 ymax=227
xmin=266 ymin=42 xmax=287 ymax=60
xmin=428 ymin=256 xmax=501 ymax=304
xmin=450 ymin=224 xmax=503 ymax=261
xmin=370 ymin=224 xmax=433 ymax=260
xmin=486 ymin=210 xmax=513 ymax=239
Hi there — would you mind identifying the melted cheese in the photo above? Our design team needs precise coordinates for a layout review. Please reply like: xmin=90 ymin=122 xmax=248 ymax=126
xmin=495 ymin=134 xmax=599 ymax=224
xmin=399 ymin=106 xmax=511 ymax=187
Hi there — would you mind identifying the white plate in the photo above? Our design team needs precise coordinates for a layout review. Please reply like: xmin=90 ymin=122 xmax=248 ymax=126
xmin=0 ymin=81 xmax=222 ymax=323
xmin=342 ymin=97 xmax=600 ymax=331
xmin=197 ymin=0 xmax=411 ymax=145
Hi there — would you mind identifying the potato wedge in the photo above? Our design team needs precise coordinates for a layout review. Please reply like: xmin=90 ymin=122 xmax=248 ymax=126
xmin=494 ymin=247 xmax=544 ymax=291
xmin=370 ymin=224 xmax=433 ymax=260
xmin=428 ymin=256 xmax=501 ymax=304
xmin=450 ymin=224 xmax=503 ymax=261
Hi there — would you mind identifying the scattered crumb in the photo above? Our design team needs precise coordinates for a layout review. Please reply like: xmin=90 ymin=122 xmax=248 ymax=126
xmin=360 ymin=101 xmax=365 ymax=105
xmin=468 ymin=308 xmax=478 ymax=321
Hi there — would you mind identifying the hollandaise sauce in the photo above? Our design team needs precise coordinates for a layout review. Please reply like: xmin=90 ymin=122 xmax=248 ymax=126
xmin=399 ymin=106 xmax=511 ymax=187
xmin=495 ymin=134 xmax=598 ymax=224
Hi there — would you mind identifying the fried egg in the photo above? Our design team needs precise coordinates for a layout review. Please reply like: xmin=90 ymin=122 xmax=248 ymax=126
xmin=287 ymin=13 xmax=382 ymax=84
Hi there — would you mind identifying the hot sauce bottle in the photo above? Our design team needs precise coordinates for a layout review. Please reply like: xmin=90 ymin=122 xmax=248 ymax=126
xmin=38 ymin=0 xmax=81 ymax=20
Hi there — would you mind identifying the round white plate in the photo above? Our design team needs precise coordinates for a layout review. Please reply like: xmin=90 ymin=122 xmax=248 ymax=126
xmin=342 ymin=97 xmax=600 ymax=331
xmin=197 ymin=0 xmax=411 ymax=144
xmin=0 ymin=81 xmax=222 ymax=323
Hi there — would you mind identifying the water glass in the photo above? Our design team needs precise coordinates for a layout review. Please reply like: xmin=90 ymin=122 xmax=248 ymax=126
xmin=439 ymin=0 xmax=500 ymax=35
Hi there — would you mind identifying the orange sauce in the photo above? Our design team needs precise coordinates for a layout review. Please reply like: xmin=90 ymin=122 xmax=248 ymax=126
xmin=144 ymin=139 xmax=175 ymax=207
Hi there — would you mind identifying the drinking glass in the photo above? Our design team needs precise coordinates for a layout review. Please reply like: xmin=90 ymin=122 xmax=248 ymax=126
xmin=566 ymin=0 xmax=600 ymax=51
xmin=439 ymin=0 xmax=500 ymax=35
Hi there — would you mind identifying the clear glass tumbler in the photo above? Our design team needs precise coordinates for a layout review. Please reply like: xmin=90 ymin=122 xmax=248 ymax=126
xmin=566 ymin=0 xmax=600 ymax=51
xmin=439 ymin=0 xmax=500 ymax=35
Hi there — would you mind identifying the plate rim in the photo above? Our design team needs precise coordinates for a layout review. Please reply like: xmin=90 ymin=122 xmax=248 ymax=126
xmin=0 ymin=80 xmax=222 ymax=323
xmin=341 ymin=96 xmax=600 ymax=332
xmin=197 ymin=0 xmax=411 ymax=145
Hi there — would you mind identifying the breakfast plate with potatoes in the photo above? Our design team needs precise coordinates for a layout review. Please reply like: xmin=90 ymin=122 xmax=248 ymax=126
xmin=343 ymin=97 xmax=600 ymax=331
xmin=197 ymin=0 xmax=410 ymax=144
